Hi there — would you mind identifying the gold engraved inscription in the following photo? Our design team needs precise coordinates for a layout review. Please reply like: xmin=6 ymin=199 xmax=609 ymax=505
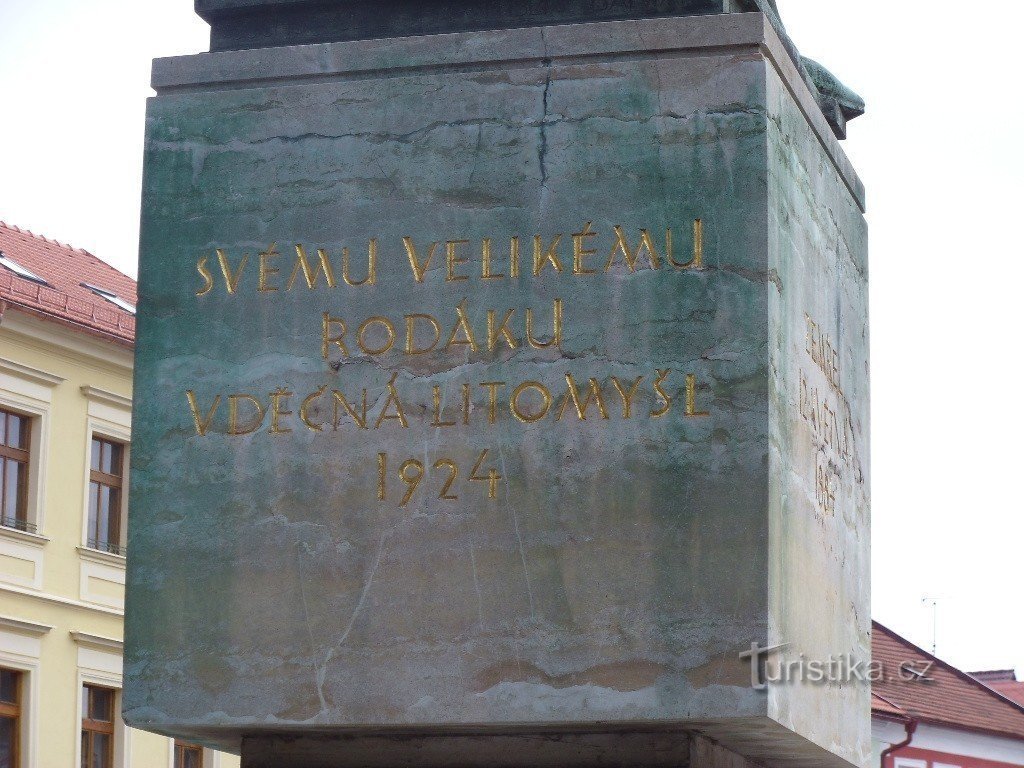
xmin=195 ymin=221 xmax=705 ymax=296
xmin=186 ymin=218 xmax=714 ymax=504
xmin=799 ymin=312 xmax=861 ymax=519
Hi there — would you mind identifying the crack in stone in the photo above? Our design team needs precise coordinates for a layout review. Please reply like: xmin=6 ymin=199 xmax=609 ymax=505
xmin=538 ymin=28 xmax=552 ymax=188
xmin=149 ymin=106 xmax=765 ymax=165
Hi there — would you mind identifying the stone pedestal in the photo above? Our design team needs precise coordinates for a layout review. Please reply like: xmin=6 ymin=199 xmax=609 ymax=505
xmin=125 ymin=10 xmax=869 ymax=768
xmin=242 ymin=734 xmax=772 ymax=768
xmin=194 ymin=0 xmax=737 ymax=51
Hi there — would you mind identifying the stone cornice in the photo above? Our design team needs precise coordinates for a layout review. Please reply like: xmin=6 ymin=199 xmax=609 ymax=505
xmin=70 ymin=631 xmax=124 ymax=652
xmin=0 ymin=357 xmax=64 ymax=387
xmin=80 ymin=385 xmax=133 ymax=411
xmin=0 ymin=615 xmax=53 ymax=637
xmin=0 ymin=583 xmax=123 ymax=617
xmin=152 ymin=14 xmax=863 ymax=210
xmin=0 ymin=311 xmax=133 ymax=373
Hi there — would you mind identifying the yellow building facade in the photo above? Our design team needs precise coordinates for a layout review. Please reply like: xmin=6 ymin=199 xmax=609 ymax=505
xmin=0 ymin=222 xmax=239 ymax=768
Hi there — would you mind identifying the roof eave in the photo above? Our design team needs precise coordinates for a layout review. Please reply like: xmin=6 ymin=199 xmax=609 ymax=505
xmin=0 ymin=299 xmax=136 ymax=349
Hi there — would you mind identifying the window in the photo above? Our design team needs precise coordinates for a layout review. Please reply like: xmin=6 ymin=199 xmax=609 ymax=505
xmin=892 ymin=760 xmax=927 ymax=768
xmin=1 ymin=669 xmax=21 ymax=768
xmin=81 ymin=284 xmax=135 ymax=315
xmin=0 ymin=253 xmax=47 ymax=286
xmin=81 ymin=684 xmax=114 ymax=768
xmin=87 ymin=437 xmax=125 ymax=555
xmin=0 ymin=408 xmax=32 ymax=533
xmin=174 ymin=741 xmax=203 ymax=768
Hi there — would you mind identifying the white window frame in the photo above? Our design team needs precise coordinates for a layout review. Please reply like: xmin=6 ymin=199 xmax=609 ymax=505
xmin=893 ymin=759 xmax=927 ymax=768
xmin=0 ymin=656 xmax=38 ymax=768
xmin=0 ymin=616 xmax=51 ymax=768
xmin=167 ymin=739 xmax=224 ymax=768
xmin=79 ymin=387 xmax=132 ymax=559
xmin=81 ymin=423 xmax=131 ymax=557
xmin=0 ymin=358 xmax=62 ymax=538
xmin=73 ymin=633 xmax=129 ymax=768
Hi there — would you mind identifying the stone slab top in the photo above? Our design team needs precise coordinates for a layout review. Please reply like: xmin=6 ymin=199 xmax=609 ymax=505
xmin=194 ymin=0 xmax=731 ymax=51
xmin=193 ymin=0 xmax=728 ymax=15
xmin=153 ymin=12 xmax=865 ymax=210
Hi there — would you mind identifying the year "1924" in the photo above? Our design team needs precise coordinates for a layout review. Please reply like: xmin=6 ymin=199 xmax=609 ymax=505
xmin=377 ymin=450 xmax=502 ymax=506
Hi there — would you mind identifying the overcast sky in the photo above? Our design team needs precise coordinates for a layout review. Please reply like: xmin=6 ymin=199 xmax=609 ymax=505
xmin=1 ymin=1 xmax=1021 ymax=675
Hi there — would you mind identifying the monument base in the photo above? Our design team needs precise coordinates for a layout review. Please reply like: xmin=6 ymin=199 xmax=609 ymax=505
xmin=237 ymin=724 xmax=845 ymax=768
xmin=241 ymin=732 xmax=772 ymax=768
xmin=128 ymin=9 xmax=869 ymax=768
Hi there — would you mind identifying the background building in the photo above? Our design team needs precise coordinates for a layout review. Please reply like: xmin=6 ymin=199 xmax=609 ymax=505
xmin=873 ymin=621 xmax=1024 ymax=768
xmin=0 ymin=221 xmax=238 ymax=768
xmin=971 ymin=670 xmax=1024 ymax=708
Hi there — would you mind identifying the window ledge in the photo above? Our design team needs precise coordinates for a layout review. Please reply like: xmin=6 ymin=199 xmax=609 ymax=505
xmin=0 ymin=525 xmax=49 ymax=547
xmin=77 ymin=546 xmax=126 ymax=568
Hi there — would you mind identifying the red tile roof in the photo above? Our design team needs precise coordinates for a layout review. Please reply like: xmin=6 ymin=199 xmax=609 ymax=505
xmin=872 ymin=692 xmax=907 ymax=719
xmin=0 ymin=222 xmax=135 ymax=346
xmin=990 ymin=681 xmax=1024 ymax=707
xmin=872 ymin=621 xmax=1024 ymax=740
xmin=971 ymin=670 xmax=1018 ymax=683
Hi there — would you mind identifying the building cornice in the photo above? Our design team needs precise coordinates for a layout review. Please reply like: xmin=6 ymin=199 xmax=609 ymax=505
xmin=70 ymin=631 xmax=124 ymax=652
xmin=0 ymin=615 xmax=53 ymax=637
xmin=0 ymin=296 xmax=134 ymax=349
xmin=0 ymin=583 xmax=123 ymax=617
xmin=0 ymin=357 xmax=65 ymax=388
xmin=80 ymin=386 xmax=132 ymax=411
xmin=0 ymin=308 xmax=133 ymax=373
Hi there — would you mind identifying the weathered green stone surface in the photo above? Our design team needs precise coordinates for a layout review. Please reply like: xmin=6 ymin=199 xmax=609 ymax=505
xmin=125 ymin=12 xmax=868 ymax=768
xmin=194 ymin=0 xmax=730 ymax=51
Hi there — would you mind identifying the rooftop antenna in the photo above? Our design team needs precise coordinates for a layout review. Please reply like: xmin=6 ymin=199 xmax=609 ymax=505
xmin=922 ymin=597 xmax=942 ymax=655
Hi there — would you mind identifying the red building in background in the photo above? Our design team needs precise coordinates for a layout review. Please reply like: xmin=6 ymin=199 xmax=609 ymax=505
xmin=971 ymin=671 xmax=1024 ymax=708
xmin=873 ymin=622 xmax=1024 ymax=768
